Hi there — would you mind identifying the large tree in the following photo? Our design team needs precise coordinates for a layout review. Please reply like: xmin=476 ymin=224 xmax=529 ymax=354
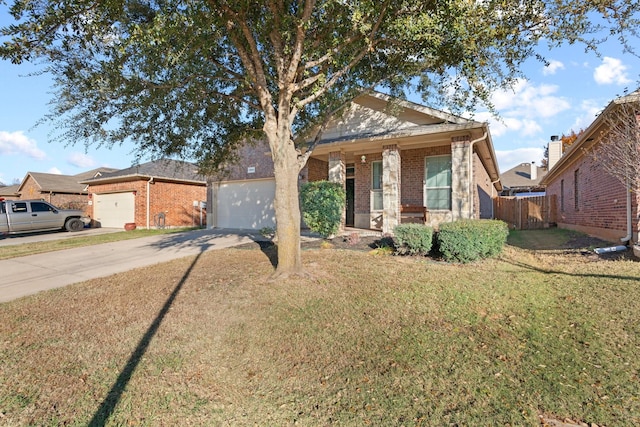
xmin=2 ymin=0 xmax=639 ymax=277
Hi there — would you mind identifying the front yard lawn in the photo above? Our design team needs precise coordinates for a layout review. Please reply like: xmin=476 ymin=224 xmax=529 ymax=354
xmin=1 ymin=230 xmax=639 ymax=425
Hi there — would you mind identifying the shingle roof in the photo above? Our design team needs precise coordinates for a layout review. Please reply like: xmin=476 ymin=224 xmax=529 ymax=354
xmin=24 ymin=172 xmax=88 ymax=194
xmin=500 ymin=163 xmax=547 ymax=189
xmin=81 ymin=159 xmax=205 ymax=184
xmin=73 ymin=167 xmax=119 ymax=181
xmin=0 ymin=184 xmax=20 ymax=197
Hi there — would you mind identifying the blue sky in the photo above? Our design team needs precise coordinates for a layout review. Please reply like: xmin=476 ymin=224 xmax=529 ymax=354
xmin=1 ymin=12 xmax=639 ymax=185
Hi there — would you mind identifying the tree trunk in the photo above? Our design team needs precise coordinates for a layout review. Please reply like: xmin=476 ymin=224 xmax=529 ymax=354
xmin=272 ymin=158 xmax=303 ymax=278
xmin=265 ymin=117 xmax=304 ymax=279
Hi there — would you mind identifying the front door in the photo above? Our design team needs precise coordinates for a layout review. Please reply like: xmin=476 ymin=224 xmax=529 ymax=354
xmin=346 ymin=178 xmax=355 ymax=227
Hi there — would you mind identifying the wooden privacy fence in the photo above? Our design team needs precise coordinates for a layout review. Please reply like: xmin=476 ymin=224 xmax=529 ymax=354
xmin=493 ymin=195 xmax=557 ymax=230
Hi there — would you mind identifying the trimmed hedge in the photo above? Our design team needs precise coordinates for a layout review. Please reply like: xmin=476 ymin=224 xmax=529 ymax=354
xmin=437 ymin=219 xmax=509 ymax=263
xmin=394 ymin=223 xmax=434 ymax=255
xmin=300 ymin=181 xmax=346 ymax=238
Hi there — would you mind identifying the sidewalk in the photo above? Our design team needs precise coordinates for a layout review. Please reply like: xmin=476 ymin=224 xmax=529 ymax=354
xmin=0 ymin=229 xmax=262 ymax=303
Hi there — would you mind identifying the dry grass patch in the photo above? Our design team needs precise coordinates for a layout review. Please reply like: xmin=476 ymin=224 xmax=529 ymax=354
xmin=1 ymin=244 xmax=639 ymax=425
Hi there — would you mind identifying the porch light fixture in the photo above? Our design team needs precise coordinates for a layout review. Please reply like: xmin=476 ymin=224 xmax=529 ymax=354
xmin=361 ymin=155 xmax=366 ymax=164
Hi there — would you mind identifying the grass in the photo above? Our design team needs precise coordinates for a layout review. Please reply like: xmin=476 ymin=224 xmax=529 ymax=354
xmin=1 ymin=230 xmax=639 ymax=425
xmin=0 ymin=227 xmax=198 ymax=260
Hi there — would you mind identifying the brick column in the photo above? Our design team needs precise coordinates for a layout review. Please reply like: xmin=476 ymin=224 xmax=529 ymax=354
xmin=451 ymin=136 xmax=471 ymax=220
xmin=328 ymin=151 xmax=346 ymax=232
xmin=382 ymin=144 xmax=400 ymax=234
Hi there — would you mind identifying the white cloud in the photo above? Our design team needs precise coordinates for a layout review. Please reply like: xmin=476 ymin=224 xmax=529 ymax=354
xmin=568 ymin=99 xmax=602 ymax=132
xmin=0 ymin=130 xmax=46 ymax=160
xmin=593 ymin=57 xmax=631 ymax=85
xmin=48 ymin=167 xmax=62 ymax=175
xmin=68 ymin=152 xmax=96 ymax=168
xmin=543 ymin=60 xmax=565 ymax=76
xmin=490 ymin=79 xmax=571 ymax=119
xmin=496 ymin=147 xmax=545 ymax=173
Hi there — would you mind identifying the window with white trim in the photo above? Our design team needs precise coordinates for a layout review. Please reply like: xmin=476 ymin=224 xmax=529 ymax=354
xmin=371 ymin=160 xmax=383 ymax=211
xmin=425 ymin=155 xmax=452 ymax=210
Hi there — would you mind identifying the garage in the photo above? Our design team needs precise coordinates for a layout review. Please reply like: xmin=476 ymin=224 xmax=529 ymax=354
xmin=216 ymin=179 xmax=276 ymax=229
xmin=93 ymin=192 xmax=135 ymax=228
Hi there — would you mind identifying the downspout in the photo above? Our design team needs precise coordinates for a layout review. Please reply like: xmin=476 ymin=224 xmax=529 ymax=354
xmin=468 ymin=132 xmax=488 ymax=219
xmin=146 ymin=176 xmax=154 ymax=229
xmin=621 ymin=179 xmax=633 ymax=244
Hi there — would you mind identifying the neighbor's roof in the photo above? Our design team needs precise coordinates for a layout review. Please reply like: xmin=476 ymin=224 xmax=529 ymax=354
xmin=80 ymin=159 xmax=206 ymax=185
xmin=19 ymin=172 xmax=87 ymax=194
xmin=500 ymin=163 xmax=547 ymax=189
xmin=0 ymin=184 xmax=20 ymax=197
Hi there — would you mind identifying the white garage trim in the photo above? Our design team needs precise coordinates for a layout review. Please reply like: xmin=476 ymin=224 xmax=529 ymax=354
xmin=94 ymin=192 xmax=135 ymax=228
xmin=215 ymin=178 xmax=276 ymax=230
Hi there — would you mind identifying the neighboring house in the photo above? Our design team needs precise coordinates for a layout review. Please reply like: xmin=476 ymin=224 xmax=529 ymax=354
xmin=81 ymin=159 xmax=207 ymax=229
xmin=500 ymin=162 xmax=547 ymax=197
xmin=0 ymin=184 xmax=20 ymax=200
xmin=15 ymin=168 xmax=117 ymax=214
xmin=540 ymin=92 xmax=640 ymax=244
xmin=208 ymin=92 xmax=503 ymax=233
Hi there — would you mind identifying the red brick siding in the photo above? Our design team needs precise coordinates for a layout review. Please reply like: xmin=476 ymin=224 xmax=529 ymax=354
xmin=473 ymin=153 xmax=494 ymax=219
xmin=88 ymin=180 xmax=206 ymax=228
xmin=305 ymin=157 xmax=328 ymax=182
xmin=224 ymin=140 xmax=274 ymax=181
xmin=546 ymin=153 xmax=639 ymax=240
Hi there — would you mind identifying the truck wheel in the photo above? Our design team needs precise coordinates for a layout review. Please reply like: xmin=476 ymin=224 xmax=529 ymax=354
xmin=65 ymin=218 xmax=84 ymax=232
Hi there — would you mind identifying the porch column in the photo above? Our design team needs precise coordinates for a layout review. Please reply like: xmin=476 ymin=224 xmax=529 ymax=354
xmin=451 ymin=136 xmax=471 ymax=220
xmin=328 ymin=151 xmax=346 ymax=232
xmin=382 ymin=144 xmax=401 ymax=234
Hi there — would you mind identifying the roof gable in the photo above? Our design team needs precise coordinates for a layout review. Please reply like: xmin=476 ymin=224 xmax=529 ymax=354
xmin=319 ymin=92 xmax=477 ymax=143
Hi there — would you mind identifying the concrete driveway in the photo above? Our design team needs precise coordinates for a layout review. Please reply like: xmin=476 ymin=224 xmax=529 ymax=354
xmin=0 ymin=228 xmax=263 ymax=303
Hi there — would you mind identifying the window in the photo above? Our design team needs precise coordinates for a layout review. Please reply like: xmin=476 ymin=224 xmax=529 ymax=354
xmin=12 ymin=202 xmax=27 ymax=213
xmin=560 ymin=179 xmax=565 ymax=212
xmin=371 ymin=160 xmax=383 ymax=210
xmin=574 ymin=169 xmax=579 ymax=210
xmin=31 ymin=202 xmax=54 ymax=212
xmin=425 ymin=155 xmax=452 ymax=210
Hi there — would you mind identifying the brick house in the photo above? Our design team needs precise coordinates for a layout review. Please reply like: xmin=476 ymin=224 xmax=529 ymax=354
xmin=81 ymin=160 xmax=207 ymax=229
xmin=13 ymin=168 xmax=117 ymax=215
xmin=208 ymin=93 xmax=503 ymax=233
xmin=540 ymin=92 xmax=640 ymax=244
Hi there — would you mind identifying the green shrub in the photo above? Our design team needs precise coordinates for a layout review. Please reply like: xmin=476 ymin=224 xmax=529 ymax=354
xmin=300 ymin=181 xmax=346 ymax=238
xmin=394 ymin=223 xmax=434 ymax=255
xmin=437 ymin=219 xmax=508 ymax=263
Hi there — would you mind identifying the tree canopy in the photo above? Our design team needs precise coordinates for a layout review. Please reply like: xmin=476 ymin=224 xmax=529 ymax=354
xmin=2 ymin=0 xmax=639 ymax=276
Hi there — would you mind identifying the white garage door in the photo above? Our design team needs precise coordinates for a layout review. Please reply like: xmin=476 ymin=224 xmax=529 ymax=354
xmin=216 ymin=180 xmax=276 ymax=229
xmin=94 ymin=192 xmax=135 ymax=228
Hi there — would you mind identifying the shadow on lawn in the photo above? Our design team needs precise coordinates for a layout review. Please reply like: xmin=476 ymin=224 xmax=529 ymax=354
xmin=88 ymin=246 xmax=208 ymax=426
xmin=505 ymin=257 xmax=640 ymax=282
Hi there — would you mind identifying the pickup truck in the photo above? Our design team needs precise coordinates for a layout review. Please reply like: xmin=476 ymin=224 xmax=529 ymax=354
xmin=0 ymin=198 xmax=88 ymax=236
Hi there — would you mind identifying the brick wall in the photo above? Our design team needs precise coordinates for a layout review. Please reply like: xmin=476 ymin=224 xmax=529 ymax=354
xmin=223 ymin=140 xmax=275 ymax=181
xmin=88 ymin=180 xmax=206 ymax=228
xmin=546 ymin=153 xmax=639 ymax=241
xmin=305 ymin=157 xmax=328 ymax=182
xmin=473 ymin=153 xmax=494 ymax=219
